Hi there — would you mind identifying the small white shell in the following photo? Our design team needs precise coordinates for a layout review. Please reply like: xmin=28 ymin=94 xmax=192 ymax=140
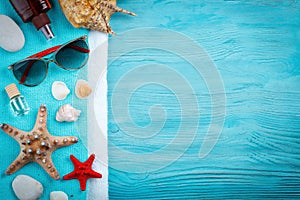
xmin=75 ymin=79 xmax=92 ymax=99
xmin=52 ymin=81 xmax=70 ymax=100
xmin=56 ymin=104 xmax=81 ymax=122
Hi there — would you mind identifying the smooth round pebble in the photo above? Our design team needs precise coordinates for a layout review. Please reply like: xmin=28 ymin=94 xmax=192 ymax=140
xmin=50 ymin=191 xmax=68 ymax=200
xmin=12 ymin=175 xmax=43 ymax=200
xmin=0 ymin=15 xmax=25 ymax=52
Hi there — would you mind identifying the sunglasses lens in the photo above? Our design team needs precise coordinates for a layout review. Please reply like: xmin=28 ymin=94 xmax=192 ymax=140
xmin=55 ymin=39 xmax=89 ymax=69
xmin=13 ymin=59 xmax=47 ymax=86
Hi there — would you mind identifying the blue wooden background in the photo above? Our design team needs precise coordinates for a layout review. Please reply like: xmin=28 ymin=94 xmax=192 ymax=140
xmin=107 ymin=0 xmax=300 ymax=199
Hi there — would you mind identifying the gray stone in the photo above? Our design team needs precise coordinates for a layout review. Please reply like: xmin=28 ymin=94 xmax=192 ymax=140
xmin=12 ymin=175 xmax=43 ymax=200
xmin=0 ymin=15 xmax=25 ymax=52
xmin=50 ymin=191 xmax=68 ymax=200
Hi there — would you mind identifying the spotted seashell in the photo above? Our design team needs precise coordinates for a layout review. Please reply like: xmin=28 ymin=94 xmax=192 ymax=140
xmin=56 ymin=104 xmax=81 ymax=122
xmin=75 ymin=79 xmax=92 ymax=99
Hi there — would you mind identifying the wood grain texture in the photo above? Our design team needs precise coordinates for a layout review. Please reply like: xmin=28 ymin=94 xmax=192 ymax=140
xmin=107 ymin=0 xmax=300 ymax=199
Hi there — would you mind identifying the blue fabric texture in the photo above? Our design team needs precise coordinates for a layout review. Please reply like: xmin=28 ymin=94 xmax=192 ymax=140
xmin=0 ymin=1 xmax=89 ymax=199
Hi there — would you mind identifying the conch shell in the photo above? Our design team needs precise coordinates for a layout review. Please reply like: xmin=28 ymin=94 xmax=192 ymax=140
xmin=56 ymin=104 xmax=81 ymax=122
xmin=75 ymin=79 xmax=92 ymax=99
xmin=58 ymin=0 xmax=136 ymax=34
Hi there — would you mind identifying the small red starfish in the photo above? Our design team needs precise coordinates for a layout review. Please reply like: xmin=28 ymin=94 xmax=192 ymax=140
xmin=63 ymin=154 xmax=102 ymax=191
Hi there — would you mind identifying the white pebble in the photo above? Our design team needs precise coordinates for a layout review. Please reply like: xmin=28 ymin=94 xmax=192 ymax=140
xmin=12 ymin=175 xmax=43 ymax=200
xmin=0 ymin=15 xmax=25 ymax=52
xmin=50 ymin=191 xmax=68 ymax=200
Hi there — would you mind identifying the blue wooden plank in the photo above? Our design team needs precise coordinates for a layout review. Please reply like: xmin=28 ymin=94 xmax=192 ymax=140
xmin=108 ymin=0 xmax=300 ymax=199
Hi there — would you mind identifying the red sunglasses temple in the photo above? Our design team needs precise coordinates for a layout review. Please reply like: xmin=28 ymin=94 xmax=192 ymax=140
xmin=28 ymin=44 xmax=90 ymax=59
xmin=28 ymin=45 xmax=62 ymax=59
xmin=18 ymin=40 xmax=90 ymax=85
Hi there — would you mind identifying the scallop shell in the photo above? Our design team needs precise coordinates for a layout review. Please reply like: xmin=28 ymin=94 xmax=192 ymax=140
xmin=52 ymin=81 xmax=70 ymax=100
xmin=56 ymin=104 xmax=81 ymax=122
xmin=75 ymin=79 xmax=92 ymax=99
xmin=58 ymin=0 xmax=136 ymax=34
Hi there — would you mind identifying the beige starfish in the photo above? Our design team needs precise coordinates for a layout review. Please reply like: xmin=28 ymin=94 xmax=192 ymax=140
xmin=0 ymin=105 xmax=78 ymax=180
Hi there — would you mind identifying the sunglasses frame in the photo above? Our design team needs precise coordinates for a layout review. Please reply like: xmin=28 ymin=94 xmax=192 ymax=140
xmin=8 ymin=35 xmax=89 ymax=87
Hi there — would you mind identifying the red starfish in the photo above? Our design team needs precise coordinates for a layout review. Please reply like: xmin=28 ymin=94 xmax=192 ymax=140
xmin=63 ymin=154 xmax=102 ymax=191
